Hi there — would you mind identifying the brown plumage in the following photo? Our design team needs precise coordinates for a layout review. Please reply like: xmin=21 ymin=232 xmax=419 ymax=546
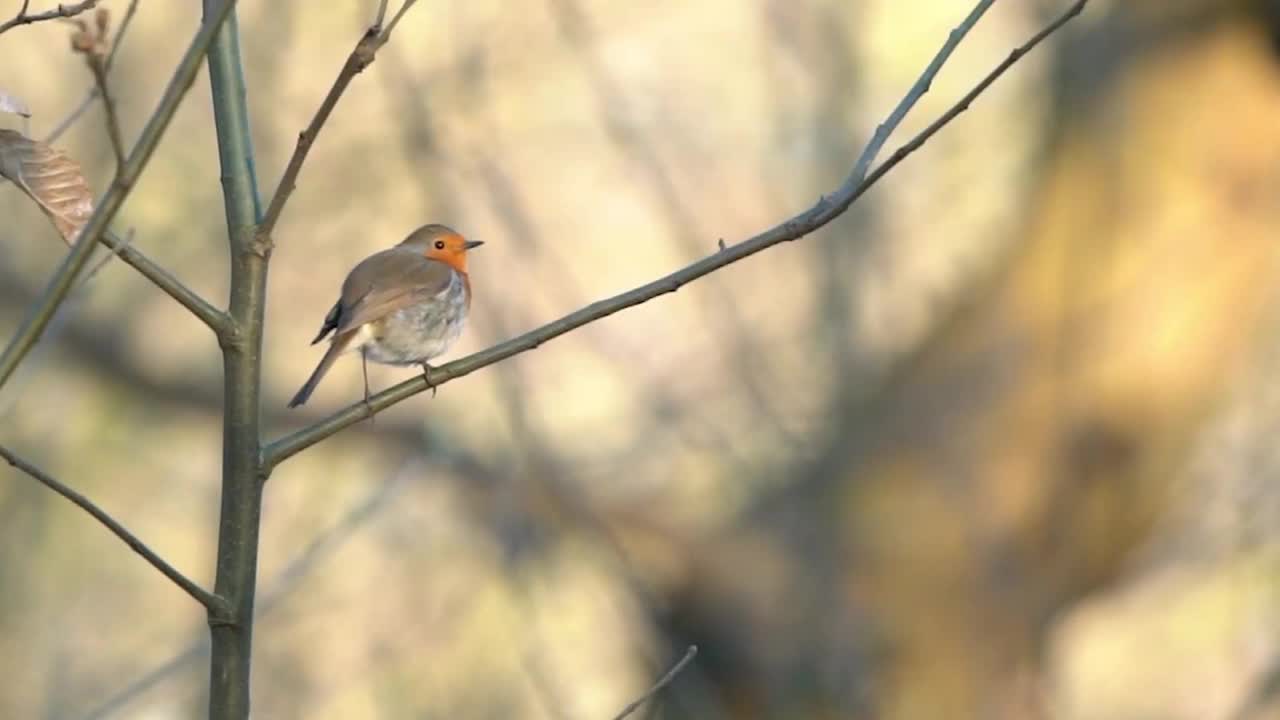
xmin=288 ymin=224 xmax=482 ymax=408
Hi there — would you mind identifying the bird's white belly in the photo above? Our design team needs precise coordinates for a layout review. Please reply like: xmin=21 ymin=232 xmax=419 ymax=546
xmin=351 ymin=276 xmax=469 ymax=366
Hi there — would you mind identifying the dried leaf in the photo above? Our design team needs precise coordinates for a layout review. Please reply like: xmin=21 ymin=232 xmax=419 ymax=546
xmin=0 ymin=89 xmax=31 ymax=118
xmin=0 ymin=129 xmax=94 ymax=243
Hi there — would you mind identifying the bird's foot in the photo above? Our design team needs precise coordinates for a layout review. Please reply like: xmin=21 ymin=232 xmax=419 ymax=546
xmin=421 ymin=362 xmax=438 ymax=398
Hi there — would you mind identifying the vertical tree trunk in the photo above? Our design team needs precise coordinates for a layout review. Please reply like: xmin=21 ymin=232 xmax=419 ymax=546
xmin=203 ymin=3 xmax=267 ymax=718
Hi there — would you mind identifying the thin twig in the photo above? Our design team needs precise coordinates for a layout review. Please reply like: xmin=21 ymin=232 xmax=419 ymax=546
xmin=610 ymin=645 xmax=698 ymax=720
xmin=105 ymin=0 xmax=139 ymax=71
xmin=45 ymin=0 xmax=140 ymax=144
xmin=849 ymin=0 xmax=995 ymax=185
xmin=87 ymin=55 xmax=126 ymax=173
xmin=46 ymin=0 xmax=227 ymax=335
xmin=45 ymin=90 xmax=97 ymax=143
xmin=379 ymin=0 xmax=417 ymax=41
xmin=100 ymin=229 xmax=228 ymax=331
xmin=67 ymin=5 xmax=126 ymax=171
xmin=69 ymin=209 xmax=176 ymax=326
xmin=256 ymin=0 xmax=421 ymax=243
xmin=371 ymin=0 xmax=389 ymax=31
xmin=82 ymin=464 xmax=413 ymax=720
xmin=263 ymin=0 xmax=1090 ymax=470
xmin=0 ymin=0 xmax=241 ymax=391
xmin=0 ymin=0 xmax=98 ymax=35
xmin=0 ymin=444 xmax=228 ymax=615
xmin=75 ymin=225 xmax=132 ymax=288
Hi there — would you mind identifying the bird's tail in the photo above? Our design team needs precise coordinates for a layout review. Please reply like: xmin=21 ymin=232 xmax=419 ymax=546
xmin=288 ymin=334 xmax=350 ymax=408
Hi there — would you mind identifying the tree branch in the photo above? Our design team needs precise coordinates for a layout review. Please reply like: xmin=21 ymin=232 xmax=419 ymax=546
xmin=379 ymin=0 xmax=416 ymax=40
xmin=81 ymin=464 xmax=413 ymax=720
xmin=203 ymin=2 xmax=267 ymax=717
xmin=0 ymin=444 xmax=228 ymax=615
xmin=0 ymin=0 xmax=241 ymax=391
xmin=45 ymin=0 xmax=141 ymax=143
xmin=609 ymin=645 xmax=698 ymax=720
xmin=371 ymin=0 xmax=389 ymax=31
xmin=103 ymin=230 xmax=231 ymax=330
xmin=46 ymin=0 xmax=228 ymax=334
xmin=255 ymin=0 xmax=420 ymax=244
xmin=86 ymin=53 xmax=126 ymax=173
xmin=263 ymin=0 xmax=1090 ymax=471
xmin=851 ymin=0 xmax=994 ymax=184
xmin=74 ymin=225 xmax=133 ymax=287
xmin=45 ymin=87 xmax=98 ymax=144
xmin=70 ymin=229 xmax=230 ymax=332
xmin=106 ymin=0 xmax=140 ymax=69
xmin=0 ymin=0 xmax=98 ymax=35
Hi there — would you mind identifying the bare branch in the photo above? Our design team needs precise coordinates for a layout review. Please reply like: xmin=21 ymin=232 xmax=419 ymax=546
xmin=86 ymin=55 xmax=125 ymax=173
xmin=204 ymin=2 xmax=268 ymax=713
xmin=256 ymin=0 xmax=421 ymax=244
xmin=74 ymin=225 xmax=132 ymax=289
xmin=45 ymin=89 xmax=97 ymax=143
xmin=59 ymin=226 xmax=226 ymax=332
xmin=82 ymin=464 xmax=413 ymax=719
xmin=263 ymin=0 xmax=1091 ymax=470
xmin=45 ymin=0 xmax=137 ymax=145
xmin=379 ymin=0 xmax=416 ymax=41
xmin=0 ymin=444 xmax=228 ymax=615
xmin=105 ymin=0 xmax=139 ymax=71
xmin=371 ymin=0 xmax=388 ymax=31
xmin=0 ymin=0 xmax=241 ymax=391
xmin=39 ymin=0 xmax=227 ymax=334
xmin=49 ymin=0 xmax=143 ymax=145
xmin=0 ymin=0 xmax=98 ymax=35
xmin=850 ymin=0 xmax=994 ymax=184
xmin=610 ymin=645 xmax=698 ymax=720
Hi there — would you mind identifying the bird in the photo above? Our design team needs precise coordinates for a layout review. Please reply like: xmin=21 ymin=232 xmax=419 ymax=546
xmin=288 ymin=224 xmax=482 ymax=408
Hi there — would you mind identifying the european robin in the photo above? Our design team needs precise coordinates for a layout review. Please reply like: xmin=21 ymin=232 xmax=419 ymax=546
xmin=287 ymin=224 xmax=482 ymax=408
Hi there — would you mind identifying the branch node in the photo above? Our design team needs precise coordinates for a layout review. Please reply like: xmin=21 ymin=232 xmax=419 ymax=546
xmin=250 ymin=230 xmax=274 ymax=258
xmin=207 ymin=613 xmax=238 ymax=630
xmin=217 ymin=320 xmax=246 ymax=352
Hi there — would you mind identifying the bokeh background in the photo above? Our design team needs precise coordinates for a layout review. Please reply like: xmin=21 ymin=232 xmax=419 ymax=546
xmin=3 ymin=0 xmax=1280 ymax=717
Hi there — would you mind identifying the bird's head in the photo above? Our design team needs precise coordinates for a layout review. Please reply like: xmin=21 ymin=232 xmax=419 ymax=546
xmin=401 ymin=224 xmax=483 ymax=272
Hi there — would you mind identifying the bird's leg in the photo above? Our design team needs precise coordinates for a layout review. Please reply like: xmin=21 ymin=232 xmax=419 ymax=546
xmin=421 ymin=362 xmax=438 ymax=398
xmin=362 ymin=349 xmax=375 ymax=424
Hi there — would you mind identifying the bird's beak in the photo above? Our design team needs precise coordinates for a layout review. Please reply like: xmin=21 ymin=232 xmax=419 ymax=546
xmin=464 ymin=240 xmax=485 ymax=250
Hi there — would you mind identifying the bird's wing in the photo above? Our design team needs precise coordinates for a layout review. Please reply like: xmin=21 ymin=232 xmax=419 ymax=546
xmin=331 ymin=249 xmax=456 ymax=336
xmin=308 ymin=300 xmax=342 ymax=345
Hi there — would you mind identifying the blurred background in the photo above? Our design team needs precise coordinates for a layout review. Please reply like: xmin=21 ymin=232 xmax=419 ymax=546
xmin=2 ymin=0 xmax=1280 ymax=717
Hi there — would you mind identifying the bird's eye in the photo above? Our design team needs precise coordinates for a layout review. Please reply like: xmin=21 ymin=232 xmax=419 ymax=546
xmin=434 ymin=240 xmax=445 ymax=250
